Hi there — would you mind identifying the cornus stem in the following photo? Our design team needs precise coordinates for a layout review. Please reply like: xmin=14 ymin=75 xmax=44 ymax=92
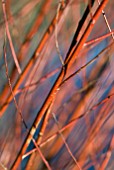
xmin=1 ymin=1 xmax=113 ymax=170
xmin=11 ymin=1 xmax=109 ymax=169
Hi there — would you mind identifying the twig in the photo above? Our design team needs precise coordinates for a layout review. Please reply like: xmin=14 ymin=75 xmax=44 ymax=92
xmin=2 ymin=0 xmax=21 ymax=74
xmin=97 ymin=0 xmax=114 ymax=40
xmin=10 ymin=0 xmax=109 ymax=168
xmin=61 ymin=42 xmax=113 ymax=85
xmin=65 ymin=0 xmax=95 ymax=62
xmin=3 ymin=32 xmax=51 ymax=170
xmin=25 ymin=102 xmax=53 ymax=169
xmin=84 ymin=30 xmax=114 ymax=46
xmin=55 ymin=0 xmax=65 ymax=65
xmin=51 ymin=112 xmax=82 ymax=170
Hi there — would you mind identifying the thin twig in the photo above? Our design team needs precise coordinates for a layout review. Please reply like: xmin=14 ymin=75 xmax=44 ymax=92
xmin=97 ymin=0 xmax=114 ymax=40
xmin=62 ymin=42 xmax=114 ymax=85
xmin=2 ymin=0 xmax=21 ymax=74
xmin=84 ymin=30 xmax=114 ymax=46
xmin=3 ymin=32 xmax=51 ymax=170
xmin=25 ymin=102 xmax=54 ymax=169
xmin=55 ymin=0 xmax=65 ymax=65
xmin=51 ymin=112 xmax=82 ymax=170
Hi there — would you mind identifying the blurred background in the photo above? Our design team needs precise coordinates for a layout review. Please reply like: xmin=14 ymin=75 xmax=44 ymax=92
xmin=0 ymin=0 xmax=114 ymax=169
